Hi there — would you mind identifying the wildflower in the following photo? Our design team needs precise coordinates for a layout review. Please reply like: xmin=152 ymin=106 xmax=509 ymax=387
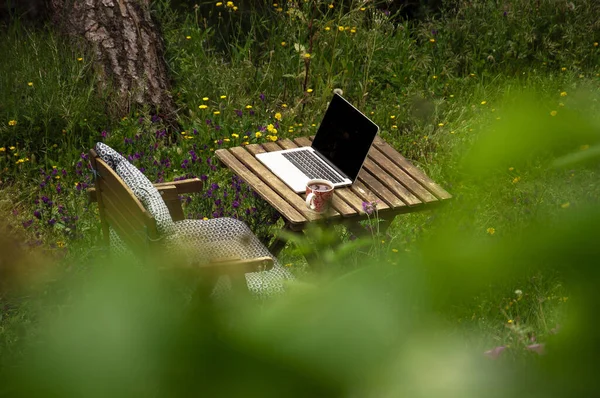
xmin=560 ymin=91 xmax=567 ymax=97
xmin=199 ymin=104 xmax=208 ymax=109
xmin=274 ymin=112 xmax=282 ymax=120
xmin=392 ymin=248 xmax=399 ymax=253
xmin=438 ymin=123 xmax=444 ymax=127
xmin=580 ymin=144 xmax=589 ymax=151
xmin=246 ymin=105 xmax=253 ymax=109
xmin=325 ymin=26 xmax=330 ymax=31
xmin=338 ymin=26 xmax=344 ymax=32
xmin=561 ymin=67 xmax=566 ymax=71
xmin=484 ymin=346 xmax=506 ymax=360
xmin=508 ymin=167 xmax=514 ymax=171
xmin=507 ymin=319 xmax=513 ymax=324
xmin=429 ymin=38 xmax=436 ymax=43
xmin=231 ymin=133 xmax=239 ymax=138
xmin=203 ymin=97 xmax=209 ymax=101
xmin=28 ymin=82 xmax=33 ymax=86
xmin=470 ymin=73 xmax=475 ymax=77
xmin=8 ymin=120 xmax=17 ymax=126
xmin=242 ymin=141 xmax=249 ymax=145
xmin=255 ymin=132 xmax=262 ymax=138
xmin=226 ymin=1 xmax=234 ymax=7
xmin=595 ymin=42 xmax=599 ymax=47
xmin=56 ymin=241 xmax=65 ymax=248
xmin=0 ymin=147 xmax=4 ymax=152
xmin=281 ymin=103 xmax=288 ymax=108
xmin=186 ymin=35 xmax=191 ymax=40
xmin=266 ymin=124 xmax=277 ymax=134
xmin=559 ymin=102 xmax=565 ymax=107
xmin=561 ymin=202 xmax=570 ymax=208
xmin=269 ymin=135 xmax=278 ymax=142
xmin=213 ymin=111 xmax=220 ymax=115
xmin=390 ymin=115 xmax=396 ymax=119
xmin=304 ymin=53 xmax=311 ymax=59
xmin=450 ymin=94 xmax=454 ymax=98
xmin=281 ymin=41 xmax=286 ymax=46
xmin=216 ymin=2 xmax=223 ymax=6
xmin=391 ymin=125 xmax=397 ymax=129
xmin=77 ymin=57 xmax=83 ymax=61
xmin=328 ymin=4 xmax=333 ymax=9
xmin=550 ymin=110 xmax=557 ymax=116
xmin=481 ymin=101 xmax=487 ymax=105
xmin=432 ymin=75 xmax=437 ymax=79
xmin=512 ymin=176 xmax=521 ymax=184
xmin=285 ymin=263 xmax=292 ymax=267
xmin=220 ymin=95 xmax=227 ymax=99
xmin=486 ymin=227 xmax=495 ymax=235
xmin=203 ymin=217 xmax=209 ymax=221
xmin=350 ymin=28 xmax=356 ymax=33
xmin=306 ymin=88 xmax=313 ymax=93
xmin=360 ymin=7 xmax=366 ymax=11
xmin=515 ymin=289 xmax=523 ymax=297
xmin=362 ymin=201 xmax=377 ymax=215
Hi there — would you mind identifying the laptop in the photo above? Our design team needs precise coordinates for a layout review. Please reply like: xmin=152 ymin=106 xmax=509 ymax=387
xmin=256 ymin=94 xmax=379 ymax=193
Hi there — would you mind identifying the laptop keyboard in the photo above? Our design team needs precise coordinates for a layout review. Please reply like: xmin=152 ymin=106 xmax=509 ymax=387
xmin=282 ymin=149 xmax=345 ymax=183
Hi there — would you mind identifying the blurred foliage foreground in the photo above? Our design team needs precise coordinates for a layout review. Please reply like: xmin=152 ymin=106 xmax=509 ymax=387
xmin=1 ymin=95 xmax=600 ymax=397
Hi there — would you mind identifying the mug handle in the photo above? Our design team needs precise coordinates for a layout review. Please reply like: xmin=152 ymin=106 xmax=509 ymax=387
xmin=306 ymin=192 xmax=316 ymax=210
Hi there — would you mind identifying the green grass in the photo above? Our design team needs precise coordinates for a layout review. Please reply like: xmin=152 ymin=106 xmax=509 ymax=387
xmin=2 ymin=0 xmax=600 ymax=368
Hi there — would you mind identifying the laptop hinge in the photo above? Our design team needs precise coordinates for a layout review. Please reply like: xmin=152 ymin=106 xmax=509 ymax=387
xmin=312 ymin=149 xmax=349 ymax=181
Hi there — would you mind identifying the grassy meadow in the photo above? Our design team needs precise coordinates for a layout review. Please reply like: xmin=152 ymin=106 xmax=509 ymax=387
xmin=1 ymin=0 xmax=600 ymax=393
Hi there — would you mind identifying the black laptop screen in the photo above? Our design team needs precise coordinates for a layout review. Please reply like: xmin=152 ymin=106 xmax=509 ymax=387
xmin=312 ymin=94 xmax=379 ymax=181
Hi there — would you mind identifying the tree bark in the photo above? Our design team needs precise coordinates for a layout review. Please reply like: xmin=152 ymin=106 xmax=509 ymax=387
xmin=50 ymin=0 xmax=175 ymax=120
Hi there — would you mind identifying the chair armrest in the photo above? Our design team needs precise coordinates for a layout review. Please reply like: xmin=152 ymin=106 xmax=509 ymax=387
xmin=88 ymin=177 xmax=203 ymax=203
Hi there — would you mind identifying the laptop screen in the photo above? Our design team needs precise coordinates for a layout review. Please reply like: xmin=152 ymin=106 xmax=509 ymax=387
xmin=312 ymin=94 xmax=379 ymax=181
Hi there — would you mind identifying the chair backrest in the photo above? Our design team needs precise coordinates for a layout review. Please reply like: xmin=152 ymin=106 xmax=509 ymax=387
xmin=90 ymin=149 xmax=159 ymax=253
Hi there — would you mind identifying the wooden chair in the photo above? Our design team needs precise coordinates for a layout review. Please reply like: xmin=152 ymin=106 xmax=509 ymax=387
xmin=87 ymin=149 xmax=274 ymax=293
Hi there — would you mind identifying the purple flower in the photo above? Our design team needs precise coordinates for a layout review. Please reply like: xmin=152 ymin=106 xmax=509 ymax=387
xmin=101 ymin=130 xmax=108 ymax=139
xmin=215 ymin=125 xmax=221 ymax=131
xmin=232 ymin=200 xmax=240 ymax=208
xmin=48 ymin=218 xmax=57 ymax=226
xmin=249 ymin=110 xmax=255 ymax=116
xmin=22 ymin=219 xmax=33 ymax=228
xmin=151 ymin=114 xmax=161 ymax=123
xmin=41 ymin=196 xmax=50 ymax=204
xmin=235 ymin=109 xmax=243 ymax=117
xmin=362 ymin=201 xmax=377 ymax=215
xmin=211 ymin=183 xmax=219 ymax=190
xmin=431 ymin=29 xmax=438 ymax=35
xmin=215 ymin=199 xmax=222 ymax=206
xmin=206 ymin=118 xmax=212 ymax=125
xmin=39 ymin=182 xmax=46 ymax=189
xmin=503 ymin=11 xmax=507 ymax=16
xmin=484 ymin=346 xmax=506 ymax=359
xmin=526 ymin=344 xmax=545 ymax=355
xmin=200 ymin=174 xmax=208 ymax=181
xmin=56 ymin=183 xmax=62 ymax=194
xmin=259 ymin=93 xmax=266 ymax=101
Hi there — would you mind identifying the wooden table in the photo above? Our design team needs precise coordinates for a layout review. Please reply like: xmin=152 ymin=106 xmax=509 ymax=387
xmin=215 ymin=136 xmax=452 ymax=254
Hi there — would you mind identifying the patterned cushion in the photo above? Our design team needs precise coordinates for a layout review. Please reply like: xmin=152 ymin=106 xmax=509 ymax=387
xmin=95 ymin=142 xmax=174 ymax=235
xmin=166 ymin=218 xmax=294 ymax=297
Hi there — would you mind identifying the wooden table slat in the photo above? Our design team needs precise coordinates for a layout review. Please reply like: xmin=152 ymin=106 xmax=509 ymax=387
xmin=361 ymin=158 xmax=422 ymax=206
xmin=215 ymin=149 xmax=307 ymax=225
xmin=244 ymin=144 xmax=265 ymax=155
xmin=373 ymin=136 xmax=453 ymax=200
xmin=368 ymin=147 xmax=438 ymax=203
xmin=350 ymin=179 xmax=390 ymax=210
xmin=229 ymin=147 xmax=328 ymax=221
xmin=356 ymin=168 xmax=406 ymax=208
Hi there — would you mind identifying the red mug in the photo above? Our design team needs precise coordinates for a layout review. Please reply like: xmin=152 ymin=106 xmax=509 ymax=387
xmin=305 ymin=179 xmax=334 ymax=213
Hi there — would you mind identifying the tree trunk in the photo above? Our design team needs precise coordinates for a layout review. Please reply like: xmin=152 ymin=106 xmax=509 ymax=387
xmin=50 ymin=0 xmax=175 ymax=120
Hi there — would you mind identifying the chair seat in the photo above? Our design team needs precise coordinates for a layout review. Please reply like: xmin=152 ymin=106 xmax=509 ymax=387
xmin=165 ymin=218 xmax=294 ymax=297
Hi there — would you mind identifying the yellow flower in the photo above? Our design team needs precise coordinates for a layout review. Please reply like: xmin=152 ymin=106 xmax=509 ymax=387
xmin=560 ymin=91 xmax=567 ymax=97
xmin=224 ymin=138 xmax=230 ymax=142
xmin=392 ymin=248 xmax=399 ymax=253
xmin=246 ymin=105 xmax=253 ymax=109
xmin=508 ymin=167 xmax=514 ymax=171
xmin=328 ymin=4 xmax=334 ymax=9
xmin=269 ymin=135 xmax=278 ymax=142
xmin=203 ymin=217 xmax=209 ymax=221
xmin=470 ymin=73 xmax=475 ymax=77
xmin=561 ymin=202 xmax=570 ymax=208
xmin=55 ymin=176 xmax=60 ymax=180
xmin=306 ymin=88 xmax=313 ymax=93
xmin=274 ymin=112 xmax=282 ymax=120
xmin=311 ymin=123 xmax=316 ymax=127
xmin=56 ymin=241 xmax=65 ymax=248
xmin=199 ymin=104 xmax=208 ymax=109
xmin=450 ymin=131 xmax=455 ymax=134
xmin=186 ymin=35 xmax=191 ymax=40
xmin=255 ymin=132 xmax=262 ymax=138
xmin=233 ymin=6 xmax=238 ymax=10
xmin=9 ymin=146 xmax=15 ymax=150
xmin=226 ymin=1 xmax=234 ymax=7
xmin=512 ymin=176 xmax=521 ymax=184
xmin=77 ymin=57 xmax=83 ymax=62
xmin=0 ymin=147 xmax=4 ymax=152
xmin=561 ymin=67 xmax=566 ymax=71
xmin=325 ymin=26 xmax=330 ymax=31
xmin=242 ymin=141 xmax=249 ymax=145
xmin=390 ymin=115 xmax=396 ymax=119
xmin=276 ymin=7 xmax=282 ymax=12
xmin=298 ymin=123 xmax=303 ymax=126
xmin=216 ymin=2 xmax=223 ymax=6
xmin=231 ymin=133 xmax=239 ymax=138
xmin=594 ymin=42 xmax=599 ymax=47
xmin=391 ymin=125 xmax=398 ymax=129
xmin=486 ymin=227 xmax=495 ymax=235
xmin=27 ymin=82 xmax=33 ymax=86
xmin=559 ymin=102 xmax=565 ymax=107
xmin=8 ymin=120 xmax=17 ymax=126
xmin=550 ymin=110 xmax=557 ymax=116
xmin=350 ymin=28 xmax=357 ymax=33
xmin=213 ymin=111 xmax=220 ymax=115
xmin=438 ymin=123 xmax=444 ymax=127
xmin=429 ymin=38 xmax=436 ymax=43
xmin=481 ymin=101 xmax=487 ymax=105
xmin=203 ymin=97 xmax=209 ymax=101
xmin=450 ymin=94 xmax=454 ymax=98
xmin=304 ymin=53 xmax=311 ymax=59
xmin=284 ymin=263 xmax=292 ymax=267
xmin=273 ymin=3 xmax=278 ymax=6
xmin=338 ymin=26 xmax=344 ymax=32
xmin=267 ymin=124 xmax=277 ymax=134
xmin=281 ymin=41 xmax=286 ymax=46
xmin=181 ymin=131 xmax=187 ymax=135
xmin=432 ymin=75 xmax=437 ymax=79
xmin=220 ymin=95 xmax=227 ymax=99
xmin=281 ymin=103 xmax=288 ymax=108
xmin=507 ymin=319 xmax=513 ymax=324
xmin=360 ymin=7 xmax=366 ymax=11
